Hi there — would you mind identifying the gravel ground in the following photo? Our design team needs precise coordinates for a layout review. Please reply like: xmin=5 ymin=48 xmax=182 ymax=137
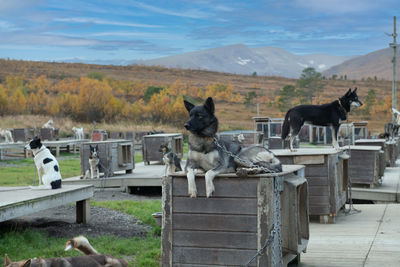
xmin=0 ymin=189 xmax=161 ymax=238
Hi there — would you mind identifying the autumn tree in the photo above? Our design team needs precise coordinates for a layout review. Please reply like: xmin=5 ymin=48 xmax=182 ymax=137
xmin=297 ymin=67 xmax=325 ymax=104
xmin=277 ymin=84 xmax=296 ymax=112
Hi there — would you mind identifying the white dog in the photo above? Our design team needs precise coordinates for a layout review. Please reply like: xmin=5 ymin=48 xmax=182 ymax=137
xmin=84 ymin=145 xmax=100 ymax=179
xmin=25 ymin=136 xmax=62 ymax=189
xmin=0 ymin=129 xmax=14 ymax=143
xmin=43 ymin=119 xmax=55 ymax=129
xmin=72 ymin=127 xmax=84 ymax=139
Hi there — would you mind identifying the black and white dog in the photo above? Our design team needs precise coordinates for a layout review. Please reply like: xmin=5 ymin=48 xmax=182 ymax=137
xmin=159 ymin=144 xmax=182 ymax=177
xmin=84 ymin=145 xmax=100 ymax=179
xmin=184 ymin=97 xmax=282 ymax=198
xmin=25 ymin=136 xmax=62 ymax=189
xmin=282 ymin=88 xmax=363 ymax=150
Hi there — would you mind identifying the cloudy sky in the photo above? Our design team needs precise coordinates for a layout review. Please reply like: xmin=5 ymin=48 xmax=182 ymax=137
xmin=0 ymin=0 xmax=399 ymax=64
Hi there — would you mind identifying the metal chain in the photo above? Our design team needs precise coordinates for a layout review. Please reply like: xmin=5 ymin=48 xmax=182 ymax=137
xmin=343 ymin=121 xmax=361 ymax=215
xmin=97 ymin=160 xmax=110 ymax=192
xmin=211 ymin=137 xmax=282 ymax=266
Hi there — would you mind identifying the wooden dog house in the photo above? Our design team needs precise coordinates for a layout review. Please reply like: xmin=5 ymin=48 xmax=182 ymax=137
xmin=217 ymin=130 xmax=262 ymax=146
xmin=39 ymin=128 xmax=59 ymax=141
xmin=273 ymin=148 xmax=348 ymax=223
xmin=162 ymin=165 xmax=309 ymax=266
xmin=142 ymin=133 xmax=183 ymax=165
xmin=355 ymin=139 xmax=386 ymax=177
xmin=80 ymin=140 xmax=134 ymax=177
xmin=347 ymin=145 xmax=381 ymax=188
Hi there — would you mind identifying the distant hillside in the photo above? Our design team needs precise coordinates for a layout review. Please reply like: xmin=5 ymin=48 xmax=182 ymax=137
xmin=137 ymin=44 xmax=354 ymax=78
xmin=323 ymin=47 xmax=398 ymax=80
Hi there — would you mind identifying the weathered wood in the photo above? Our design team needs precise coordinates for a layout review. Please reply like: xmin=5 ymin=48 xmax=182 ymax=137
xmin=348 ymin=146 xmax=380 ymax=186
xmin=80 ymin=140 xmax=134 ymax=176
xmin=273 ymin=149 xmax=347 ymax=221
xmin=76 ymin=198 xmax=90 ymax=223
xmin=162 ymin=165 xmax=309 ymax=266
xmin=142 ymin=133 xmax=183 ymax=164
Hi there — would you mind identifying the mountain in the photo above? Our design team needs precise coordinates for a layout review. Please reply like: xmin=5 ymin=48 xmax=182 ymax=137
xmin=323 ymin=48 xmax=398 ymax=80
xmin=136 ymin=44 xmax=355 ymax=78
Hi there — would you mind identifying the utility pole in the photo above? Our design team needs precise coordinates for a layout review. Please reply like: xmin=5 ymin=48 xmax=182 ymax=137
xmin=389 ymin=16 xmax=398 ymax=122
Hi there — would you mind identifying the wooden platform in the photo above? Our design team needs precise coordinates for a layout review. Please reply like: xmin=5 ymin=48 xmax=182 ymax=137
xmin=352 ymin=159 xmax=400 ymax=203
xmin=0 ymin=184 xmax=94 ymax=223
xmin=301 ymin=204 xmax=400 ymax=266
xmin=63 ymin=162 xmax=164 ymax=190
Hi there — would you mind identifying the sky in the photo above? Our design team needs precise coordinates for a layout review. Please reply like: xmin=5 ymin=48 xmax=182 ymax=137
xmin=0 ymin=0 xmax=400 ymax=64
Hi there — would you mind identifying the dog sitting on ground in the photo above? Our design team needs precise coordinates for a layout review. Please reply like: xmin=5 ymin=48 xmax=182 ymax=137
xmin=84 ymin=145 xmax=100 ymax=179
xmin=4 ymin=235 xmax=127 ymax=267
xmin=0 ymin=129 xmax=13 ymax=143
xmin=282 ymin=88 xmax=363 ymax=151
xmin=72 ymin=127 xmax=85 ymax=140
xmin=184 ymin=97 xmax=282 ymax=198
xmin=42 ymin=119 xmax=55 ymax=129
xmin=159 ymin=144 xmax=182 ymax=177
xmin=25 ymin=136 xmax=62 ymax=190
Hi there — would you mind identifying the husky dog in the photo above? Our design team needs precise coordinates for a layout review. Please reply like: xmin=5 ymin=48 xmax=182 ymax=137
xmin=184 ymin=97 xmax=282 ymax=198
xmin=282 ymin=88 xmax=363 ymax=151
xmin=159 ymin=144 xmax=182 ymax=177
xmin=72 ymin=127 xmax=85 ymax=140
xmin=383 ymin=122 xmax=400 ymax=140
xmin=84 ymin=145 xmax=100 ymax=179
xmin=25 ymin=136 xmax=62 ymax=190
xmin=5 ymin=235 xmax=127 ymax=267
xmin=0 ymin=129 xmax=13 ymax=143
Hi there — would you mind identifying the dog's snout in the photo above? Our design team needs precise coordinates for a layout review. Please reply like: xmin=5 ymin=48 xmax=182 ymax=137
xmin=184 ymin=122 xmax=190 ymax=130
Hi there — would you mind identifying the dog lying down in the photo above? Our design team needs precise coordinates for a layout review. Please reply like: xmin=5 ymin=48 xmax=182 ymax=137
xmin=184 ymin=97 xmax=282 ymax=198
xmin=4 ymin=236 xmax=127 ymax=267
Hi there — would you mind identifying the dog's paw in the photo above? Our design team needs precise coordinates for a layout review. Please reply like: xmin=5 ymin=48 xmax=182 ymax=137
xmin=206 ymin=182 xmax=215 ymax=198
xmin=189 ymin=189 xmax=197 ymax=198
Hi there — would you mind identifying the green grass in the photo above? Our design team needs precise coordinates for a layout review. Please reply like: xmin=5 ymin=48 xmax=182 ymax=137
xmin=0 ymin=200 xmax=162 ymax=267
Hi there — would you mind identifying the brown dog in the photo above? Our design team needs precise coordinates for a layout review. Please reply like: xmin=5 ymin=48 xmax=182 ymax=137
xmin=4 ymin=236 xmax=127 ymax=267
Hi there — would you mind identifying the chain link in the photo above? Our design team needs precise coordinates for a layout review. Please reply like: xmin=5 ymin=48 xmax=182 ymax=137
xmin=211 ymin=137 xmax=282 ymax=266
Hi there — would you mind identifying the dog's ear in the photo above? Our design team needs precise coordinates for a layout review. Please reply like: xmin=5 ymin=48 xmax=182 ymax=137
xmin=5 ymin=254 xmax=12 ymax=266
xmin=353 ymin=87 xmax=357 ymax=93
xmin=204 ymin=97 xmax=215 ymax=114
xmin=183 ymin=100 xmax=195 ymax=112
xmin=20 ymin=259 xmax=31 ymax=267
xmin=345 ymin=88 xmax=352 ymax=96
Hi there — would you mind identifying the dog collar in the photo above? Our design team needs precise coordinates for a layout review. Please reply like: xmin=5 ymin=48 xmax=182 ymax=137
xmin=33 ymin=146 xmax=47 ymax=157
xmin=338 ymin=98 xmax=347 ymax=114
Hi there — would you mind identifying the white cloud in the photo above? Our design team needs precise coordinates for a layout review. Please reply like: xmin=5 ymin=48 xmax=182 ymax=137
xmin=54 ymin=17 xmax=162 ymax=28
xmin=294 ymin=0 xmax=380 ymax=14
xmin=129 ymin=1 xmax=209 ymax=19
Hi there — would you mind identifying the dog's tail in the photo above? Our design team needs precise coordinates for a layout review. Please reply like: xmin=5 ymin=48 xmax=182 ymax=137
xmin=65 ymin=236 xmax=99 ymax=255
xmin=281 ymin=109 xmax=291 ymax=140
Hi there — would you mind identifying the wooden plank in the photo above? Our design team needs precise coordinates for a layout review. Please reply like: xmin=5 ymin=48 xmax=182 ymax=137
xmin=294 ymin=155 xmax=325 ymax=165
xmin=308 ymin=186 xmax=330 ymax=196
xmin=172 ymin=247 xmax=256 ymax=266
xmin=173 ymin=197 xmax=257 ymax=215
xmin=173 ymin=213 xmax=257 ymax=232
xmin=173 ymin=230 xmax=257 ymax=249
xmin=173 ymin=177 xmax=258 ymax=198
xmin=161 ymin=175 xmax=173 ymax=267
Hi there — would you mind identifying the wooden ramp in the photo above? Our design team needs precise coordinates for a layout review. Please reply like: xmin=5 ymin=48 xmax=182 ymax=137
xmin=0 ymin=184 xmax=94 ymax=223
xmin=352 ymin=159 xmax=400 ymax=203
xmin=301 ymin=204 xmax=400 ymax=267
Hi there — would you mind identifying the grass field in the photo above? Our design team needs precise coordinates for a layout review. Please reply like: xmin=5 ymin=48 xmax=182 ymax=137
xmin=0 ymin=151 xmax=162 ymax=266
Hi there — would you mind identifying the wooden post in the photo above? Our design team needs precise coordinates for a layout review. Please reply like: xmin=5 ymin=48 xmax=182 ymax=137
xmin=162 ymin=176 xmax=173 ymax=267
xmin=76 ymin=199 xmax=90 ymax=223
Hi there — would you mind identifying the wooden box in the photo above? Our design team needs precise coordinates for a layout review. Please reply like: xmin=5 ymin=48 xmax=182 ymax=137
xmin=272 ymin=148 xmax=348 ymax=223
xmin=142 ymin=133 xmax=183 ymax=164
xmin=347 ymin=146 xmax=381 ymax=187
xmin=218 ymin=131 xmax=262 ymax=146
xmin=162 ymin=165 xmax=309 ymax=266
xmin=12 ymin=128 xmax=35 ymax=142
xmin=268 ymin=136 xmax=299 ymax=149
xmin=80 ymin=140 xmax=134 ymax=176
xmin=355 ymin=139 xmax=386 ymax=176
xmin=109 ymin=131 xmax=125 ymax=139
xmin=39 ymin=128 xmax=59 ymax=141
xmin=91 ymin=130 xmax=108 ymax=141
xmin=385 ymin=140 xmax=397 ymax=167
